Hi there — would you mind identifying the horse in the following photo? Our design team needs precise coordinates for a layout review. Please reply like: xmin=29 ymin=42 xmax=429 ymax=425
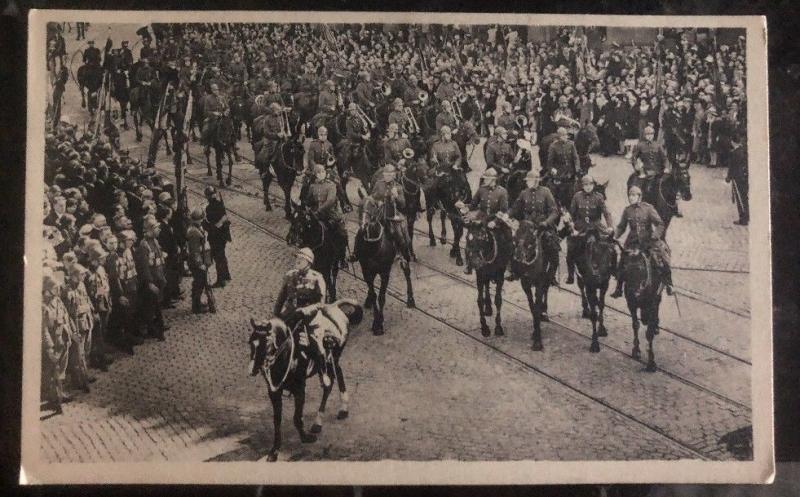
xmin=355 ymin=198 xmax=416 ymax=335
xmin=464 ymin=215 xmax=513 ymax=337
xmin=628 ymin=166 xmax=693 ymax=237
xmin=286 ymin=205 xmax=341 ymax=304
xmin=201 ymin=112 xmax=238 ymax=186
xmin=510 ymin=220 xmax=555 ymax=351
xmin=75 ymin=63 xmax=103 ymax=114
xmin=255 ymin=130 xmax=305 ymax=218
xmin=129 ymin=80 xmax=161 ymax=143
xmin=423 ymin=169 xmax=472 ymax=266
xmin=248 ymin=299 xmax=363 ymax=462
xmin=230 ymin=93 xmax=252 ymax=142
xmin=571 ymin=225 xmax=617 ymax=353
xmin=292 ymin=90 xmax=318 ymax=129
xmin=621 ymin=244 xmax=664 ymax=372
xmin=397 ymin=160 xmax=429 ymax=261
xmin=109 ymin=69 xmax=130 ymax=130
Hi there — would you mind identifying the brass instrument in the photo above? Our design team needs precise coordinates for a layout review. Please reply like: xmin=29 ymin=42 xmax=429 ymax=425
xmin=515 ymin=114 xmax=528 ymax=129
xmin=279 ymin=95 xmax=292 ymax=139
xmin=380 ymin=81 xmax=392 ymax=97
xmin=553 ymin=110 xmax=581 ymax=133
xmin=355 ymin=103 xmax=375 ymax=130
xmin=403 ymin=107 xmax=420 ymax=135
xmin=322 ymin=148 xmax=336 ymax=167
xmin=418 ymin=90 xmax=429 ymax=106
xmin=448 ymin=99 xmax=463 ymax=127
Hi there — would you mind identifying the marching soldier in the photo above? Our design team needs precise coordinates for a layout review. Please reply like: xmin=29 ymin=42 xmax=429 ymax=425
xmin=42 ymin=271 xmax=73 ymax=414
xmin=629 ymin=124 xmax=668 ymax=200
xmin=507 ymin=171 xmax=560 ymax=289
xmin=273 ymin=247 xmax=327 ymax=330
xmin=85 ymin=244 xmax=113 ymax=372
xmin=203 ymin=186 xmax=233 ymax=287
xmin=429 ymin=125 xmax=462 ymax=174
xmin=566 ymin=175 xmax=614 ymax=285
xmin=726 ymin=132 xmax=749 ymax=226
xmin=135 ymin=215 xmax=168 ymax=341
xmin=463 ymin=168 xmax=510 ymax=275
xmin=610 ymin=185 xmax=673 ymax=298
xmin=62 ymin=263 xmax=95 ymax=393
xmin=186 ymin=207 xmax=216 ymax=314
xmin=305 ymin=164 xmax=349 ymax=268
xmin=435 ymin=100 xmax=458 ymax=134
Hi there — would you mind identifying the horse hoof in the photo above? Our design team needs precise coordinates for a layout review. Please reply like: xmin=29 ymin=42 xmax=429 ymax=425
xmin=300 ymin=433 xmax=317 ymax=444
xmin=590 ymin=341 xmax=600 ymax=353
xmin=540 ymin=313 xmax=550 ymax=322
xmin=440 ymin=237 xmax=447 ymax=245
xmin=645 ymin=362 xmax=657 ymax=373
xmin=136 ymin=135 xmax=142 ymax=142
xmin=266 ymin=451 xmax=279 ymax=462
xmin=429 ymin=239 xmax=436 ymax=247
xmin=455 ymin=257 xmax=463 ymax=267
xmin=406 ymin=298 xmax=416 ymax=308
xmin=372 ymin=324 xmax=384 ymax=335
xmin=411 ymin=254 xmax=417 ymax=262
xmin=310 ymin=424 xmax=322 ymax=434
xmin=581 ymin=309 xmax=590 ymax=319
xmin=494 ymin=326 xmax=504 ymax=337
xmin=206 ymin=171 xmax=213 ymax=177
xmin=632 ymin=349 xmax=641 ymax=360
xmin=226 ymin=177 xmax=232 ymax=186
xmin=284 ymin=212 xmax=292 ymax=221
xmin=598 ymin=327 xmax=608 ymax=337
xmin=336 ymin=410 xmax=349 ymax=420
xmin=264 ymin=204 xmax=272 ymax=212
xmin=532 ymin=341 xmax=543 ymax=352
xmin=481 ymin=326 xmax=490 ymax=338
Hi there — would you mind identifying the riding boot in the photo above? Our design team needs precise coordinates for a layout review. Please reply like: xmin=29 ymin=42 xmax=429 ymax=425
xmin=463 ymin=261 xmax=472 ymax=275
xmin=192 ymin=295 xmax=203 ymax=314
xmin=610 ymin=276 xmax=624 ymax=298
xmin=566 ymin=263 xmax=575 ymax=285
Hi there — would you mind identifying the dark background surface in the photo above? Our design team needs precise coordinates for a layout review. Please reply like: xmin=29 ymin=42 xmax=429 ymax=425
xmin=1 ymin=0 xmax=797 ymax=495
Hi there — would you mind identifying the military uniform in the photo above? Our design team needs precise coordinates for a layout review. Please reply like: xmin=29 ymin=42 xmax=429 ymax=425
xmin=612 ymin=201 xmax=672 ymax=297
xmin=484 ymin=135 xmax=513 ymax=172
xmin=496 ymin=113 xmax=516 ymax=132
xmin=509 ymin=185 xmax=561 ymax=279
xmin=204 ymin=199 xmax=232 ymax=284
xmin=317 ymin=89 xmax=337 ymax=114
xmin=429 ymin=138 xmax=462 ymax=173
xmin=83 ymin=45 xmax=101 ymax=66
xmin=435 ymin=111 xmax=457 ymax=134
xmin=383 ymin=136 xmax=412 ymax=165
xmin=354 ymin=80 xmax=374 ymax=108
xmin=546 ymin=138 xmax=580 ymax=179
xmin=107 ymin=245 xmax=141 ymax=347
xmin=186 ymin=223 xmax=216 ymax=313
xmin=369 ymin=178 xmax=411 ymax=259
xmin=85 ymin=265 xmax=112 ymax=368
xmin=135 ymin=237 xmax=167 ymax=339
xmin=631 ymin=139 xmax=667 ymax=177
xmin=470 ymin=184 xmax=509 ymax=219
xmin=306 ymin=138 xmax=336 ymax=174
xmin=42 ymin=292 xmax=74 ymax=407
xmin=273 ymin=268 xmax=327 ymax=323
xmin=566 ymin=190 xmax=614 ymax=284
xmin=62 ymin=279 xmax=94 ymax=389
xmin=434 ymin=81 xmax=456 ymax=102
xmin=388 ymin=109 xmax=406 ymax=129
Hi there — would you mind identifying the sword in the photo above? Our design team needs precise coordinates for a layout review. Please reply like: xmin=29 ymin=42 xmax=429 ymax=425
xmin=672 ymin=291 xmax=682 ymax=318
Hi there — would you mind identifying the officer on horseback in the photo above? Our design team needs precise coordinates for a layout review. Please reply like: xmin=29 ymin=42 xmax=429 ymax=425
xmin=545 ymin=126 xmax=581 ymax=207
xmin=566 ymin=174 xmax=614 ymax=285
xmin=462 ymin=168 xmax=509 ymax=275
xmin=610 ymin=185 xmax=674 ymax=298
xmin=383 ymin=122 xmax=412 ymax=167
xmin=273 ymin=247 xmax=327 ymax=331
xmin=83 ymin=39 xmax=101 ymax=67
xmin=429 ymin=125 xmax=462 ymax=174
xmin=343 ymin=102 xmax=370 ymax=163
xmin=485 ymin=126 xmax=513 ymax=174
xmin=360 ymin=163 xmax=412 ymax=263
xmin=507 ymin=170 xmax=560 ymax=286
xmin=435 ymin=100 xmax=458 ymax=134
xmin=629 ymin=125 xmax=668 ymax=201
xmin=317 ymin=80 xmax=338 ymax=118
xmin=387 ymin=98 xmax=406 ymax=130
xmin=304 ymin=164 xmax=349 ymax=269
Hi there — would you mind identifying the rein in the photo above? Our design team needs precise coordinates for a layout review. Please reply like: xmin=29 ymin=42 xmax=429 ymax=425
xmin=657 ymin=175 xmax=677 ymax=210
xmin=518 ymin=227 xmax=542 ymax=266
xmin=260 ymin=327 xmax=296 ymax=393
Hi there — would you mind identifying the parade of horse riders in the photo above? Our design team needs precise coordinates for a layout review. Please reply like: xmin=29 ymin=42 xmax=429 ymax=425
xmin=39 ymin=19 xmax=754 ymax=464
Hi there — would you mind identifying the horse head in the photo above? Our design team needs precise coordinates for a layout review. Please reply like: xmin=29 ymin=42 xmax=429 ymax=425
xmin=248 ymin=317 xmax=289 ymax=377
xmin=673 ymin=165 xmax=692 ymax=202
xmin=512 ymin=220 xmax=542 ymax=268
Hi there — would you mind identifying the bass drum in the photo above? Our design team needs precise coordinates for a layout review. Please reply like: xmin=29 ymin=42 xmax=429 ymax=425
xmin=344 ymin=177 xmax=368 ymax=208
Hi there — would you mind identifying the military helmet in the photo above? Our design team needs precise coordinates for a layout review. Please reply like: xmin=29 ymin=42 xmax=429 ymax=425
xmin=204 ymin=185 xmax=217 ymax=197
xmin=628 ymin=185 xmax=642 ymax=196
xmin=581 ymin=174 xmax=595 ymax=185
xmin=297 ymin=247 xmax=315 ymax=264
xmin=383 ymin=163 xmax=397 ymax=174
xmin=313 ymin=163 xmax=326 ymax=176
xmin=482 ymin=168 xmax=498 ymax=179
xmin=525 ymin=170 xmax=540 ymax=181
xmin=190 ymin=207 xmax=205 ymax=221
xmin=495 ymin=126 xmax=508 ymax=135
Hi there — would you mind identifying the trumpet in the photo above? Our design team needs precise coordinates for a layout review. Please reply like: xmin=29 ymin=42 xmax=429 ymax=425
xmin=515 ymin=114 xmax=528 ymax=129
xmin=322 ymin=148 xmax=336 ymax=167
xmin=379 ymin=81 xmax=392 ymax=97
xmin=404 ymin=107 xmax=420 ymax=135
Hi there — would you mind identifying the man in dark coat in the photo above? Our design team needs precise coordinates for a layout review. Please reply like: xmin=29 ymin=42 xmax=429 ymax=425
xmin=203 ymin=186 xmax=232 ymax=288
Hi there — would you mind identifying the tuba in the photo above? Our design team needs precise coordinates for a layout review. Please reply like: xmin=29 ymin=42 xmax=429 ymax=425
xmin=418 ymin=90 xmax=429 ymax=106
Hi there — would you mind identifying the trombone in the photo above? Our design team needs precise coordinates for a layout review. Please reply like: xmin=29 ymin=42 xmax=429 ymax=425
xmin=448 ymin=99 xmax=463 ymax=127
xmin=278 ymin=95 xmax=292 ymax=139
xmin=404 ymin=107 xmax=420 ymax=135
xmin=355 ymin=103 xmax=375 ymax=130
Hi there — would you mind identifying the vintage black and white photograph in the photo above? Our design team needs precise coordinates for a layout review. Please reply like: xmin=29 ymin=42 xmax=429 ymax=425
xmin=22 ymin=11 xmax=772 ymax=484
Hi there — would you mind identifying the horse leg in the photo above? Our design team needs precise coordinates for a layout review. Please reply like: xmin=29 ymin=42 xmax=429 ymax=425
xmin=440 ymin=209 xmax=447 ymax=245
xmin=311 ymin=372 xmax=333 ymax=434
xmin=452 ymin=220 xmax=464 ymax=267
xmin=134 ymin=113 xmax=143 ymax=142
xmin=227 ymin=149 xmax=233 ymax=185
xmin=597 ymin=283 xmax=609 ymax=337
xmin=267 ymin=390 xmax=283 ymax=462
xmin=364 ymin=269 xmax=377 ymax=311
xmin=80 ymin=88 xmax=86 ymax=109
xmin=293 ymin=382 xmax=316 ymax=443
xmin=523 ymin=284 xmax=542 ymax=351
xmin=478 ymin=278 xmax=490 ymax=337
xmin=645 ymin=302 xmax=660 ymax=372
xmin=578 ymin=276 xmax=590 ymax=318
xmin=426 ymin=207 xmax=436 ymax=246
xmin=329 ymin=265 xmax=338 ymax=303
xmin=483 ymin=280 xmax=493 ymax=316
xmin=215 ymin=147 xmax=224 ymax=186
xmin=334 ymin=359 xmax=349 ymax=419
xmin=628 ymin=300 xmax=641 ymax=360
xmin=261 ymin=172 xmax=273 ymax=211
xmin=282 ymin=182 xmax=293 ymax=220
xmin=164 ymin=129 xmax=172 ymax=156
xmin=204 ymin=146 xmax=212 ymax=176
xmin=588 ymin=287 xmax=600 ymax=353
xmin=402 ymin=255 xmax=415 ymax=308
xmin=407 ymin=217 xmax=417 ymax=262
xmin=494 ymin=278 xmax=504 ymax=336
xmin=374 ymin=271 xmax=390 ymax=335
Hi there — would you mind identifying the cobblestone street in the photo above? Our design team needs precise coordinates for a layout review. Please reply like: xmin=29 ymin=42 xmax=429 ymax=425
xmin=39 ymin=22 xmax=753 ymax=463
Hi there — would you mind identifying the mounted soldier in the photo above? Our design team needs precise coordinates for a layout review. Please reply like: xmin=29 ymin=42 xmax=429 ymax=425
xmin=462 ymin=167 xmax=509 ymax=276
xmin=273 ymin=248 xmax=327 ymax=329
xmin=82 ymin=39 xmax=101 ymax=67
xmin=566 ymin=174 xmax=614 ymax=285
xmin=200 ymin=82 xmax=229 ymax=143
xmin=304 ymin=164 xmax=349 ymax=269
xmin=357 ymin=164 xmax=412 ymax=263
xmin=628 ymin=125 xmax=669 ymax=203
xmin=434 ymin=100 xmax=458 ymax=135
xmin=429 ymin=125 xmax=462 ymax=175
xmin=387 ymin=98 xmax=406 ymax=130
xmin=341 ymin=102 xmax=371 ymax=166
xmin=507 ymin=170 xmax=560 ymax=289
xmin=544 ymin=126 xmax=581 ymax=208
xmin=610 ymin=185 xmax=674 ymax=298
xmin=382 ymin=122 xmax=412 ymax=170
xmin=484 ymin=126 xmax=514 ymax=175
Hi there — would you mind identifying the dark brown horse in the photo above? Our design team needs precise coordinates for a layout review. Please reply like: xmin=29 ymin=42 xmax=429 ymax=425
xmin=286 ymin=205 xmax=341 ymax=304
xmin=621 ymin=244 xmax=664 ymax=372
xmin=510 ymin=220 xmax=555 ymax=351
